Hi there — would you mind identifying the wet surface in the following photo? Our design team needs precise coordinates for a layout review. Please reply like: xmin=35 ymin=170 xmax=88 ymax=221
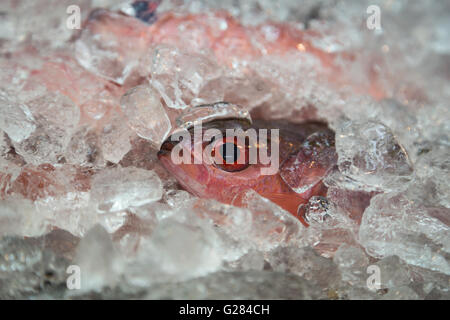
xmin=0 ymin=0 xmax=449 ymax=299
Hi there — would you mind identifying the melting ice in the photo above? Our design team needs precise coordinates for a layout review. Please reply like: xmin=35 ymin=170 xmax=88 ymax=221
xmin=0 ymin=0 xmax=449 ymax=299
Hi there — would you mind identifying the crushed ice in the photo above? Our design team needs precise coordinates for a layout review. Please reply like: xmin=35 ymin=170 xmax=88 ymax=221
xmin=0 ymin=0 xmax=448 ymax=299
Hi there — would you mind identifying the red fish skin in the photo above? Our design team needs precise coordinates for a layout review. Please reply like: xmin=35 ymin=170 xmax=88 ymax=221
xmin=158 ymin=119 xmax=335 ymax=225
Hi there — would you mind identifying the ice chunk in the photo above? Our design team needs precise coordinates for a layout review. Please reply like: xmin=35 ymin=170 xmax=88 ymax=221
xmin=280 ymin=130 xmax=337 ymax=194
xmin=119 ymin=137 xmax=160 ymax=171
xmin=412 ymin=146 xmax=450 ymax=208
xmin=224 ymin=249 xmax=265 ymax=271
xmin=65 ymin=126 xmax=102 ymax=166
xmin=334 ymin=120 xmax=413 ymax=192
xmin=0 ymin=0 xmax=91 ymax=47
xmin=0 ymin=89 xmax=36 ymax=143
xmin=326 ymin=187 xmax=374 ymax=224
xmin=230 ymin=190 xmax=307 ymax=251
xmin=120 ymin=85 xmax=171 ymax=149
xmin=33 ymin=190 xmax=97 ymax=238
xmin=124 ymin=218 xmax=222 ymax=286
xmin=74 ymin=225 xmax=123 ymax=292
xmin=175 ymin=102 xmax=251 ymax=131
xmin=79 ymin=93 xmax=111 ymax=122
xmin=298 ymin=196 xmax=334 ymax=224
xmin=333 ymin=245 xmax=369 ymax=286
xmin=298 ymin=196 xmax=359 ymax=257
xmin=146 ymin=45 xmax=222 ymax=109
xmin=9 ymin=164 xmax=89 ymax=201
xmin=75 ymin=9 xmax=151 ymax=84
xmin=223 ymin=75 xmax=273 ymax=110
xmin=267 ymin=246 xmax=341 ymax=289
xmin=359 ymin=192 xmax=450 ymax=275
xmin=99 ymin=109 xmax=134 ymax=164
xmin=0 ymin=234 xmax=72 ymax=299
xmin=0 ymin=199 xmax=44 ymax=237
xmin=90 ymin=167 xmax=163 ymax=213
xmin=370 ymin=99 xmax=422 ymax=161
xmin=374 ymin=256 xmax=414 ymax=290
xmin=4 ymin=164 xmax=95 ymax=237
xmin=12 ymin=92 xmax=80 ymax=165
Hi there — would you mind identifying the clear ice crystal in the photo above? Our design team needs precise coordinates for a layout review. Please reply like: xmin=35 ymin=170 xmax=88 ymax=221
xmin=299 ymin=195 xmax=359 ymax=257
xmin=298 ymin=196 xmax=334 ymax=224
xmin=0 ymin=235 xmax=71 ymax=299
xmin=334 ymin=120 xmax=413 ymax=192
xmin=0 ymin=89 xmax=36 ymax=143
xmin=359 ymin=192 xmax=450 ymax=275
xmin=74 ymin=225 xmax=123 ymax=292
xmin=280 ymin=131 xmax=337 ymax=194
xmin=333 ymin=245 xmax=369 ymax=286
xmin=99 ymin=110 xmax=134 ymax=164
xmin=146 ymin=45 xmax=222 ymax=109
xmin=90 ymin=167 xmax=163 ymax=214
xmin=267 ymin=246 xmax=341 ymax=289
xmin=12 ymin=92 xmax=80 ymax=165
xmin=0 ymin=0 xmax=449 ymax=300
xmin=231 ymin=190 xmax=307 ymax=251
xmin=75 ymin=9 xmax=151 ymax=85
xmin=120 ymin=85 xmax=172 ymax=149
xmin=65 ymin=126 xmax=102 ymax=166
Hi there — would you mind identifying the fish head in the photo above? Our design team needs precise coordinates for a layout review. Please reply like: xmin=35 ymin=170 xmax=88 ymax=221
xmin=158 ymin=117 xmax=336 ymax=221
xmin=158 ymin=118 xmax=283 ymax=203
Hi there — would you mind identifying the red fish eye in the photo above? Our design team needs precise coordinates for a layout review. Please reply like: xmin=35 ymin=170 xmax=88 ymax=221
xmin=212 ymin=137 xmax=250 ymax=172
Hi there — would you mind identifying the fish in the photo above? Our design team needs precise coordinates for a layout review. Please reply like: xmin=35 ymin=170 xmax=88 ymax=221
xmin=158 ymin=113 xmax=337 ymax=226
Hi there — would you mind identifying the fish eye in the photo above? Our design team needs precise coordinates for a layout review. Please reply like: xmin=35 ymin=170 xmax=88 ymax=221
xmin=220 ymin=143 xmax=240 ymax=163
xmin=212 ymin=138 xmax=250 ymax=172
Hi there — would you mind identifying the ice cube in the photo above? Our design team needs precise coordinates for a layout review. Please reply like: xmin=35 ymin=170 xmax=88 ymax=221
xmin=298 ymin=195 xmax=359 ymax=257
xmin=98 ymin=109 xmax=134 ymax=164
xmin=333 ymin=244 xmax=369 ymax=286
xmin=280 ymin=130 xmax=337 ymax=194
xmin=65 ymin=126 xmax=103 ymax=166
xmin=0 ymin=198 xmax=44 ymax=237
xmin=75 ymin=9 xmax=152 ymax=85
xmin=0 ymin=234 xmax=72 ymax=299
xmin=74 ymin=225 xmax=124 ymax=292
xmin=90 ymin=166 xmax=163 ymax=213
xmin=231 ymin=190 xmax=307 ymax=251
xmin=120 ymin=85 xmax=172 ymax=149
xmin=374 ymin=256 xmax=414 ymax=290
xmin=145 ymin=45 xmax=222 ymax=109
xmin=12 ymin=92 xmax=80 ymax=165
xmin=0 ymin=89 xmax=36 ymax=143
xmin=267 ymin=246 xmax=341 ymax=289
xmin=223 ymin=75 xmax=273 ymax=110
xmin=0 ymin=0 xmax=91 ymax=48
xmin=412 ymin=146 xmax=450 ymax=208
xmin=124 ymin=217 xmax=223 ymax=286
xmin=334 ymin=120 xmax=413 ymax=192
xmin=359 ymin=192 xmax=450 ymax=275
